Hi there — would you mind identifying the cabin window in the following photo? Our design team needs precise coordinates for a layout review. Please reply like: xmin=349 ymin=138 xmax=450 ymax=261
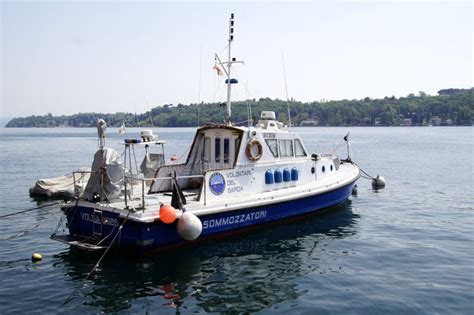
xmin=265 ymin=139 xmax=279 ymax=157
xmin=294 ymin=139 xmax=307 ymax=157
xmin=215 ymin=138 xmax=221 ymax=162
xmin=203 ymin=137 xmax=211 ymax=162
xmin=279 ymin=139 xmax=294 ymax=157
xmin=224 ymin=138 xmax=230 ymax=163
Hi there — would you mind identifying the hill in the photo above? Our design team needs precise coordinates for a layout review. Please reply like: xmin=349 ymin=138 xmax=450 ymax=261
xmin=5 ymin=88 xmax=473 ymax=127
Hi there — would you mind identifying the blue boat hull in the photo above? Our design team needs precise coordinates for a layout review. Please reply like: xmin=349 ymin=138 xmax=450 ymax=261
xmin=65 ymin=181 xmax=356 ymax=252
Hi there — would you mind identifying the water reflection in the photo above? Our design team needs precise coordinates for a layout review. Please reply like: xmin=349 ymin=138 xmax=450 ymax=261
xmin=56 ymin=201 xmax=359 ymax=313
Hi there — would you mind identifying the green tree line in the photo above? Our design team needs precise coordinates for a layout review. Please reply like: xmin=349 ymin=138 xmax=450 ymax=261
xmin=6 ymin=88 xmax=473 ymax=128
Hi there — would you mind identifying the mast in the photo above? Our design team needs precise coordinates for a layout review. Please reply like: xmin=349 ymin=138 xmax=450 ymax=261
xmin=225 ymin=13 xmax=234 ymax=125
xmin=215 ymin=13 xmax=244 ymax=126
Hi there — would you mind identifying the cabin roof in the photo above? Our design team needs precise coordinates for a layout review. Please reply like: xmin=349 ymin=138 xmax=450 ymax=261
xmin=197 ymin=123 xmax=245 ymax=134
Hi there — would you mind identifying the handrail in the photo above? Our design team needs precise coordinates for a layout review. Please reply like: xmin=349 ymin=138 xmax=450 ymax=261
xmin=124 ymin=174 xmax=205 ymax=210
xmin=125 ymin=174 xmax=205 ymax=181
xmin=72 ymin=171 xmax=92 ymax=199
xmin=71 ymin=170 xmax=206 ymax=209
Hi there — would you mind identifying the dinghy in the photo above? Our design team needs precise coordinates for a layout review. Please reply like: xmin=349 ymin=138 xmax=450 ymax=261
xmin=30 ymin=168 xmax=90 ymax=199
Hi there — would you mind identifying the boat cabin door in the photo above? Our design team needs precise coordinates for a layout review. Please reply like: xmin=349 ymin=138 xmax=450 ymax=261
xmin=200 ymin=129 xmax=241 ymax=171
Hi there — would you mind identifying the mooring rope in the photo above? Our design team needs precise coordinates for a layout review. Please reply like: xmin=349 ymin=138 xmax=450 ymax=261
xmin=0 ymin=202 xmax=63 ymax=241
xmin=61 ymin=208 xmax=133 ymax=307
xmin=0 ymin=221 xmax=44 ymax=241
xmin=0 ymin=201 xmax=62 ymax=219
xmin=359 ymin=168 xmax=376 ymax=179
xmin=84 ymin=215 xmax=130 ymax=280
xmin=350 ymin=161 xmax=376 ymax=180
xmin=0 ymin=204 xmax=61 ymax=241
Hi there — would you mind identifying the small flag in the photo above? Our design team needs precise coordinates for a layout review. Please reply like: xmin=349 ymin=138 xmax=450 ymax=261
xmin=212 ymin=63 xmax=224 ymax=76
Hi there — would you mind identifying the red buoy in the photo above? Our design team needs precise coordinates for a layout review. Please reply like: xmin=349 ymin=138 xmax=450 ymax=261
xmin=159 ymin=205 xmax=177 ymax=224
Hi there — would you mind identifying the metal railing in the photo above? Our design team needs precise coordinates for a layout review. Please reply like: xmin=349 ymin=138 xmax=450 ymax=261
xmin=72 ymin=170 xmax=93 ymax=198
xmin=124 ymin=174 xmax=206 ymax=210
xmin=73 ymin=170 xmax=206 ymax=209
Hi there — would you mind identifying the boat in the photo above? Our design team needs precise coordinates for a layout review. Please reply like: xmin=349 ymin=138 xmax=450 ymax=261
xmin=29 ymin=168 xmax=90 ymax=200
xmin=51 ymin=14 xmax=360 ymax=252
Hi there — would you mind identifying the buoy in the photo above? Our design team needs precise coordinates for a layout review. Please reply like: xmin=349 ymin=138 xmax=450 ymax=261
xmin=372 ymin=175 xmax=386 ymax=189
xmin=177 ymin=212 xmax=202 ymax=241
xmin=274 ymin=169 xmax=282 ymax=183
xmin=352 ymin=184 xmax=358 ymax=195
xmin=265 ymin=169 xmax=274 ymax=184
xmin=291 ymin=167 xmax=299 ymax=181
xmin=170 ymin=155 xmax=177 ymax=161
xmin=31 ymin=253 xmax=42 ymax=262
xmin=283 ymin=168 xmax=291 ymax=182
xmin=159 ymin=205 xmax=177 ymax=224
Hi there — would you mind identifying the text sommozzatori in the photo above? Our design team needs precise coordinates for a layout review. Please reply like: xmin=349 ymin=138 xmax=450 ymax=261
xmin=203 ymin=210 xmax=267 ymax=229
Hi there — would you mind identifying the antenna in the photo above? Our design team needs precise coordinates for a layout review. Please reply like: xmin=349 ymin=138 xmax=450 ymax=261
xmin=198 ymin=45 xmax=203 ymax=127
xmin=215 ymin=13 xmax=244 ymax=126
xmin=282 ymin=51 xmax=292 ymax=128
xmin=225 ymin=13 xmax=235 ymax=125
xmin=146 ymin=101 xmax=155 ymax=127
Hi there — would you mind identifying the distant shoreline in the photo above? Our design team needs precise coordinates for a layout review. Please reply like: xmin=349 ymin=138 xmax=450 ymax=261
xmin=5 ymin=88 xmax=473 ymax=128
xmin=3 ymin=125 xmax=472 ymax=129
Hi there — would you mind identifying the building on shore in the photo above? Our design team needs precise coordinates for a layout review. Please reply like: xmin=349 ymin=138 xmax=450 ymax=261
xmin=431 ymin=116 xmax=441 ymax=126
xmin=400 ymin=118 xmax=412 ymax=126
xmin=299 ymin=120 xmax=319 ymax=127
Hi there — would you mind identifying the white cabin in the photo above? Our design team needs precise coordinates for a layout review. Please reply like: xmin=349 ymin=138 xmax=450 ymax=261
xmin=148 ymin=111 xmax=340 ymax=206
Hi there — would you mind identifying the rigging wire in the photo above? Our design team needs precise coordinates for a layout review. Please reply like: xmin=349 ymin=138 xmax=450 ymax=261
xmin=136 ymin=113 xmax=140 ymax=127
xmin=147 ymin=102 xmax=155 ymax=127
xmin=226 ymin=65 xmax=250 ymax=126
xmin=197 ymin=44 xmax=203 ymax=127
xmin=212 ymin=69 xmax=223 ymax=103
xmin=281 ymin=51 xmax=292 ymax=128
xmin=245 ymin=81 xmax=253 ymax=126
xmin=217 ymin=44 xmax=229 ymax=55
xmin=177 ymin=145 xmax=191 ymax=162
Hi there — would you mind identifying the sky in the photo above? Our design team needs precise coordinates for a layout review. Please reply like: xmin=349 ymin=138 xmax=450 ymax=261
xmin=1 ymin=1 xmax=472 ymax=118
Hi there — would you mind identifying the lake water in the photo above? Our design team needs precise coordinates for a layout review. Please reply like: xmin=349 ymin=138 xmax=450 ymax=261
xmin=0 ymin=127 xmax=472 ymax=314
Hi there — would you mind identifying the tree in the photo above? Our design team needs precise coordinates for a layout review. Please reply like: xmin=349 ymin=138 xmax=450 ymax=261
xmin=6 ymin=88 xmax=473 ymax=127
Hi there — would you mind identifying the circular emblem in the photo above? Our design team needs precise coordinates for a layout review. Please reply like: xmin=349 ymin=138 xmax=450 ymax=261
xmin=209 ymin=172 xmax=225 ymax=195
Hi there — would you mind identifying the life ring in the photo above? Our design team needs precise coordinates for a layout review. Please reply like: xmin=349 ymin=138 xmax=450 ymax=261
xmin=246 ymin=139 xmax=263 ymax=161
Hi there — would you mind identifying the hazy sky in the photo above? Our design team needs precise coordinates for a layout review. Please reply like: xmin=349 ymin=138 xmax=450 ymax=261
xmin=1 ymin=1 xmax=472 ymax=118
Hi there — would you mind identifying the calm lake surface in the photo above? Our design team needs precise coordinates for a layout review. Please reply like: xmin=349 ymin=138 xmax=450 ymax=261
xmin=0 ymin=127 xmax=472 ymax=314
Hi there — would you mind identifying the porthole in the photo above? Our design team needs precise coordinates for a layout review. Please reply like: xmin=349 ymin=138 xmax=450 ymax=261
xmin=330 ymin=165 xmax=333 ymax=171
xmin=322 ymin=166 xmax=326 ymax=173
